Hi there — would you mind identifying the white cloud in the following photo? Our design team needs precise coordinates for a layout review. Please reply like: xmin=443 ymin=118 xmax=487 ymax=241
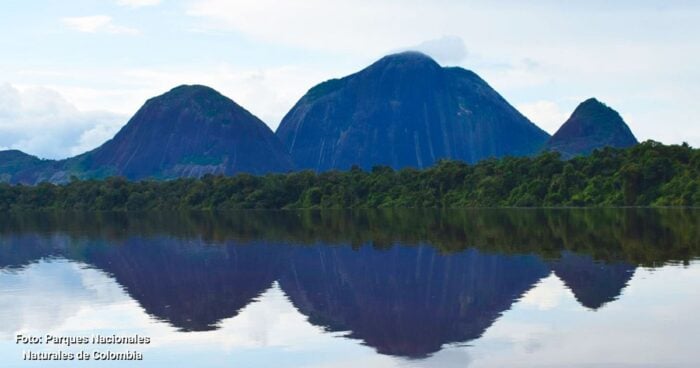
xmin=61 ymin=15 xmax=140 ymax=35
xmin=116 ymin=0 xmax=161 ymax=8
xmin=2 ymin=59 xmax=335 ymax=136
xmin=405 ymin=36 xmax=468 ymax=65
xmin=0 ymin=83 xmax=126 ymax=159
xmin=516 ymin=100 xmax=571 ymax=134
xmin=0 ymin=60 xmax=331 ymax=158
xmin=186 ymin=0 xmax=454 ymax=55
xmin=0 ymin=259 xmax=125 ymax=339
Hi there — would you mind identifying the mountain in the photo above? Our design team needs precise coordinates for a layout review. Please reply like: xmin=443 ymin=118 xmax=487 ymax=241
xmin=546 ymin=98 xmax=638 ymax=158
xmin=0 ymin=85 xmax=294 ymax=183
xmin=276 ymin=51 xmax=550 ymax=171
xmin=70 ymin=85 xmax=293 ymax=180
xmin=0 ymin=150 xmax=44 ymax=183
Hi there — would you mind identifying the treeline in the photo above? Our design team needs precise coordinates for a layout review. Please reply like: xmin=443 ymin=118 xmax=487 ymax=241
xmin=0 ymin=141 xmax=698 ymax=210
xmin=1 ymin=209 xmax=698 ymax=267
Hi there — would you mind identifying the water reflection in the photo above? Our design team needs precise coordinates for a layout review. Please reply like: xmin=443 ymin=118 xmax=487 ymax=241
xmin=279 ymin=246 xmax=548 ymax=357
xmin=0 ymin=209 xmax=698 ymax=364
xmin=83 ymin=239 xmax=282 ymax=332
xmin=550 ymin=252 xmax=636 ymax=310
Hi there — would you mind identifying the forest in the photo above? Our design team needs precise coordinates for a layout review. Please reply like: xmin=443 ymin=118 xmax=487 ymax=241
xmin=0 ymin=141 xmax=698 ymax=211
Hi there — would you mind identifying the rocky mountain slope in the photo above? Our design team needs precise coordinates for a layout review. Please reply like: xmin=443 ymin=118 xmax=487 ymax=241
xmin=546 ymin=98 xmax=638 ymax=158
xmin=0 ymin=85 xmax=294 ymax=183
xmin=276 ymin=51 xmax=550 ymax=171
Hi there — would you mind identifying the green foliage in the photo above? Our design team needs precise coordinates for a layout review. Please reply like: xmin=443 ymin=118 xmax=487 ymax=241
xmin=1 ymin=141 xmax=697 ymax=211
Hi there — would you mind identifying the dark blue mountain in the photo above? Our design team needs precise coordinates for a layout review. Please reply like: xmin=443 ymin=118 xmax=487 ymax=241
xmin=276 ymin=51 xmax=550 ymax=171
xmin=546 ymin=98 xmax=638 ymax=158
xmin=72 ymin=85 xmax=294 ymax=180
xmin=0 ymin=85 xmax=294 ymax=183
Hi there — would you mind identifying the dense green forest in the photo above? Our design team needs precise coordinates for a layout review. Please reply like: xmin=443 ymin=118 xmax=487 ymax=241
xmin=0 ymin=141 xmax=698 ymax=210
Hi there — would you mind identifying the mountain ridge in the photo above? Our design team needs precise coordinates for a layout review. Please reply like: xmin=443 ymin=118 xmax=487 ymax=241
xmin=0 ymin=52 xmax=648 ymax=184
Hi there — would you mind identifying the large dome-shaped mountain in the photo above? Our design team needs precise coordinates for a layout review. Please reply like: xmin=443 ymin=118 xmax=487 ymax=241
xmin=0 ymin=85 xmax=294 ymax=183
xmin=546 ymin=98 xmax=638 ymax=158
xmin=276 ymin=51 xmax=550 ymax=171
xmin=70 ymin=85 xmax=293 ymax=179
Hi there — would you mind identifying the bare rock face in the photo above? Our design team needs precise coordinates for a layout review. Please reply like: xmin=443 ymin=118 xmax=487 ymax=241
xmin=74 ymin=85 xmax=294 ymax=180
xmin=276 ymin=51 xmax=550 ymax=171
xmin=546 ymin=98 xmax=638 ymax=158
xmin=0 ymin=85 xmax=294 ymax=183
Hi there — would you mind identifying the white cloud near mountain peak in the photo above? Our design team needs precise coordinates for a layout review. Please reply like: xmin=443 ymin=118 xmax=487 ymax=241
xmin=0 ymin=84 xmax=126 ymax=159
xmin=406 ymin=36 xmax=469 ymax=65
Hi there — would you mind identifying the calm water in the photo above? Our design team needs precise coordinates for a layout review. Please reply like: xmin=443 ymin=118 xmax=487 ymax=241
xmin=0 ymin=209 xmax=698 ymax=367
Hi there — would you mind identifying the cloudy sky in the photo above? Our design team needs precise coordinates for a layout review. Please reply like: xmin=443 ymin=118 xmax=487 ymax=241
xmin=1 ymin=0 xmax=698 ymax=159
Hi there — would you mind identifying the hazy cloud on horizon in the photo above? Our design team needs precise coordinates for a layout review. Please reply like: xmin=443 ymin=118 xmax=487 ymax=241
xmin=0 ymin=84 xmax=125 ymax=160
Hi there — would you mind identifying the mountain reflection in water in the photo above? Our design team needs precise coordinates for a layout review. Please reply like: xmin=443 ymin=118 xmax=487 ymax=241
xmin=0 ymin=209 xmax=697 ymax=359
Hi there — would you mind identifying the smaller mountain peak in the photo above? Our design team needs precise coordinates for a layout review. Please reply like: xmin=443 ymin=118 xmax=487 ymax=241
xmin=143 ymin=84 xmax=234 ymax=112
xmin=161 ymin=84 xmax=222 ymax=99
xmin=169 ymin=84 xmax=217 ymax=92
xmin=576 ymin=97 xmax=608 ymax=110
xmin=570 ymin=98 xmax=621 ymax=122
xmin=581 ymin=97 xmax=603 ymax=105
xmin=546 ymin=98 xmax=638 ymax=157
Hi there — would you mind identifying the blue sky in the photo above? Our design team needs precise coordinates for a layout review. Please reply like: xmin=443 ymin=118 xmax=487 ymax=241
xmin=1 ymin=0 xmax=698 ymax=159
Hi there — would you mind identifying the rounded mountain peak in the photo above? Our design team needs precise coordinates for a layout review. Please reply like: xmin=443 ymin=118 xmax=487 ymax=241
xmin=277 ymin=50 xmax=550 ymax=171
xmin=366 ymin=51 xmax=442 ymax=74
xmin=84 ymin=84 xmax=293 ymax=179
xmin=139 ymin=84 xmax=250 ymax=125
xmin=380 ymin=51 xmax=437 ymax=63
xmin=151 ymin=84 xmax=229 ymax=105
xmin=166 ymin=84 xmax=219 ymax=95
